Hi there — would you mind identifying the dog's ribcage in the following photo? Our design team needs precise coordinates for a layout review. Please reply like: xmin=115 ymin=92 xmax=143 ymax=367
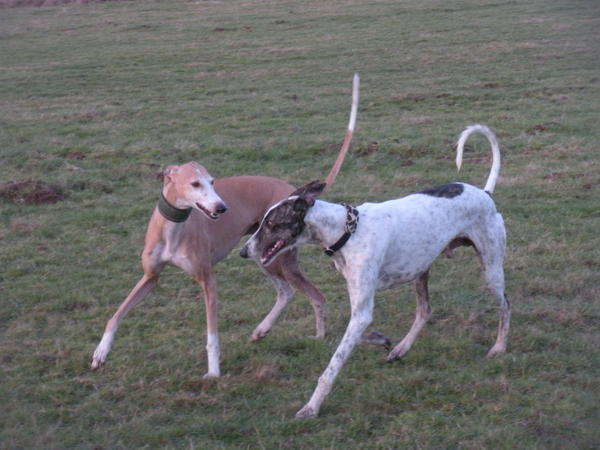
xmin=342 ymin=183 xmax=500 ymax=290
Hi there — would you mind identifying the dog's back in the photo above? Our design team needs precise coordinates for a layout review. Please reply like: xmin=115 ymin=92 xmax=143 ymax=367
xmin=352 ymin=182 xmax=501 ymax=288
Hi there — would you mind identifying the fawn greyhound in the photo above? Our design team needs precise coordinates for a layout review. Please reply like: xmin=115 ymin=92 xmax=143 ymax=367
xmin=91 ymin=74 xmax=360 ymax=377
xmin=240 ymin=124 xmax=509 ymax=417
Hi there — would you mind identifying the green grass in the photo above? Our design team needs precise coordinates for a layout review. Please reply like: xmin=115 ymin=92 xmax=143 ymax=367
xmin=1 ymin=0 xmax=599 ymax=448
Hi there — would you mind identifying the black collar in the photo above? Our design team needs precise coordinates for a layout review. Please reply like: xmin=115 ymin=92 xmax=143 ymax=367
xmin=324 ymin=203 xmax=359 ymax=256
xmin=158 ymin=192 xmax=192 ymax=223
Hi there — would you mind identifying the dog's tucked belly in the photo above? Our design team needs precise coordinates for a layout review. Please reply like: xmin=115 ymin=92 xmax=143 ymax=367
xmin=376 ymin=268 xmax=418 ymax=290
xmin=375 ymin=253 xmax=436 ymax=289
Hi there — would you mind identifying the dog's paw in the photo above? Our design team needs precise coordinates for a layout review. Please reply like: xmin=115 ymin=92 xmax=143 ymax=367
xmin=312 ymin=329 xmax=326 ymax=339
xmin=90 ymin=356 xmax=104 ymax=370
xmin=295 ymin=404 xmax=318 ymax=419
xmin=386 ymin=346 xmax=409 ymax=362
xmin=91 ymin=348 xmax=108 ymax=370
xmin=306 ymin=333 xmax=326 ymax=340
xmin=486 ymin=344 xmax=506 ymax=357
xmin=360 ymin=331 xmax=391 ymax=350
xmin=250 ymin=328 xmax=270 ymax=341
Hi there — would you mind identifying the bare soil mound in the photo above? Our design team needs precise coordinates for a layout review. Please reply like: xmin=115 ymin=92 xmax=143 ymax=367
xmin=0 ymin=179 xmax=67 ymax=205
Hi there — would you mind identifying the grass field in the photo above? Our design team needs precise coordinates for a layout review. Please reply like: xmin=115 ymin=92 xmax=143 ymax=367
xmin=1 ymin=0 xmax=599 ymax=448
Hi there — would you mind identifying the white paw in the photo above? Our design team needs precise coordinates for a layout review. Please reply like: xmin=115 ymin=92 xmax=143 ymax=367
xmin=250 ymin=328 xmax=270 ymax=341
xmin=386 ymin=345 xmax=408 ymax=362
xmin=91 ymin=332 xmax=114 ymax=370
xmin=91 ymin=348 xmax=107 ymax=370
xmin=295 ymin=404 xmax=318 ymax=419
xmin=486 ymin=344 xmax=506 ymax=357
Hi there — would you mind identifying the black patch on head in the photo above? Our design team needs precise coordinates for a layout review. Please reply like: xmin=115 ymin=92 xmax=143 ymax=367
xmin=263 ymin=198 xmax=307 ymax=238
xmin=419 ymin=183 xmax=464 ymax=198
xmin=252 ymin=197 xmax=309 ymax=264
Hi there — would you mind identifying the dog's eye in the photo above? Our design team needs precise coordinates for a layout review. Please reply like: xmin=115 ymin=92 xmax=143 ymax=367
xmin=210 ymin=179 xmax=215 ymax=186
xmin=191 ymin=181 xmax=201 ymax=188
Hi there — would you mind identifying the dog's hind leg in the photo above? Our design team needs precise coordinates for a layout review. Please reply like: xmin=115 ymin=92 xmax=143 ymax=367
xmin=387 ymin=271 xmax=432 ymax=362
xmin=474 ymin=215 xmax=510 ymax=356
xmin=487 ymin=284 xmax=510 ymax=357
xmin=482 ymin=252 xmax=510 ymax=356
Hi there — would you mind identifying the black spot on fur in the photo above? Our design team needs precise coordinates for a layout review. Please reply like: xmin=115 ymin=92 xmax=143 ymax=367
xmin=419 ymin=183 xmax=464 ymax=198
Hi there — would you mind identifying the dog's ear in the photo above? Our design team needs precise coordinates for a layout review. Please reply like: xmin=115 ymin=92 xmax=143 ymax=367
xmin=162 ymin=165 xmax=179 ymax=185
xmin=291 ymin=181 xmax=326 ymax=207
xmin=303 ymin=181 xmax=326 ymax=206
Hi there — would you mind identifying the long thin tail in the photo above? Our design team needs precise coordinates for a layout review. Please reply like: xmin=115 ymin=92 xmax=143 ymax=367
xmin=456 ymin=124 xmax=501 ymax=194
xmin=324 ymin=73 xmax=360 ymax=187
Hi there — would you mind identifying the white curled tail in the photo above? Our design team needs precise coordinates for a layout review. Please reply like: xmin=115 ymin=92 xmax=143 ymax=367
xmin=456 ymin=124 xmax=501 ymax=194
xmin=324 ymin=73 xmax=360 ymax=187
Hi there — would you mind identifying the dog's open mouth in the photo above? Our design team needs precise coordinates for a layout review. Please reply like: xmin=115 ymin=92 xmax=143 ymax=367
xmin=261 ymin=239 xmax=285 ymax=265
xmin=196 ymin=202 xmax=220 ymax=220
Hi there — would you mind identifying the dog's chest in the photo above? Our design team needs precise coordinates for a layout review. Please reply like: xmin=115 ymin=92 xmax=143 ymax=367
xmin=156 ymin=225 xmax=196 ymax=274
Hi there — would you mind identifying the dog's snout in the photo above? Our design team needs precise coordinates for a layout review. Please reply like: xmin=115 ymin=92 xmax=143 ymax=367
xmin=239 ymin=245 xmax=248 ymax=259
xmin=216 ymin=203 xmax=228 ymax=214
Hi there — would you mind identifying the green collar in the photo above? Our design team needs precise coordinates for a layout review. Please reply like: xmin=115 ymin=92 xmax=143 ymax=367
xmin=158 ymin=192 xmax=192 ymax=223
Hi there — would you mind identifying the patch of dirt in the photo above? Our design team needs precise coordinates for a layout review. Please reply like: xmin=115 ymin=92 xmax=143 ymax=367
xmin=322 ymin=141 xmax=344 ymax=154
xmin=527 ymin=123 xmax=547 ymax=135
xmin=398 ymin=115 xmax=434 ymax=125
xmin=393 ymin=174 xmax=425 ymax=188
xmin=0 ymin=179 xmax=66 ymax=205
xmin=213 ymin=26 xmax=252 ymax=32
xmin=11 ymin=218 xmax=36 ymax=235
xmin=440 ymin=152 xmax=489 ymax=165
xmin=354 ymin=141 xmax=380 ymax=156
xmin=232 ymin=363 xmax=281 ymax=382
xmin=583 ymin=181 xmax=600 ymax=190
xmin=542 ymin=171 xmax=566 ymax=181
xmin=391 ymin=92 xmax=454 ymax=104
xmin=136 ymin=162 xmax=162 ymax=179
xmin=65 ymin=152 xmax=86 ymax=160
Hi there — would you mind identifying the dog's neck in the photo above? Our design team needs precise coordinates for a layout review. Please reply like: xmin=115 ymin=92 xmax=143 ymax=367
xmin=158 ymin=186 xmax=192 ymax=224
xmin=161 ymin=185 xmax=191 ymax=210
xmin=304 ymin=200 xmax=350 ymax=251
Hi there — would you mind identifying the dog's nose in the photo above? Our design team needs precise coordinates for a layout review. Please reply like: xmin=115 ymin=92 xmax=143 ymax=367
xmin=216 ymin=203 xmax=228 ymax=214
xmin=239 ymin=246 xmax=248 ymax=259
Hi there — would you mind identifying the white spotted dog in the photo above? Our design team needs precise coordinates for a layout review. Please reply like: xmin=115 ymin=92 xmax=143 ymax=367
xmin=240 ymin=124 xmax=510 ymax=418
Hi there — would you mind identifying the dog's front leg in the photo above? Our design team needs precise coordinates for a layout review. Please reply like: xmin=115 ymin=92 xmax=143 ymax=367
xmin=196 ymin=271 xmax=220 ymax=378
xmin=296 ymin=282 xmax=375 ymax=419
xmin=251 ymin=272 xmax=295 ymax=341
xmin=91 ymin=273 xmax=159 ymax=369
